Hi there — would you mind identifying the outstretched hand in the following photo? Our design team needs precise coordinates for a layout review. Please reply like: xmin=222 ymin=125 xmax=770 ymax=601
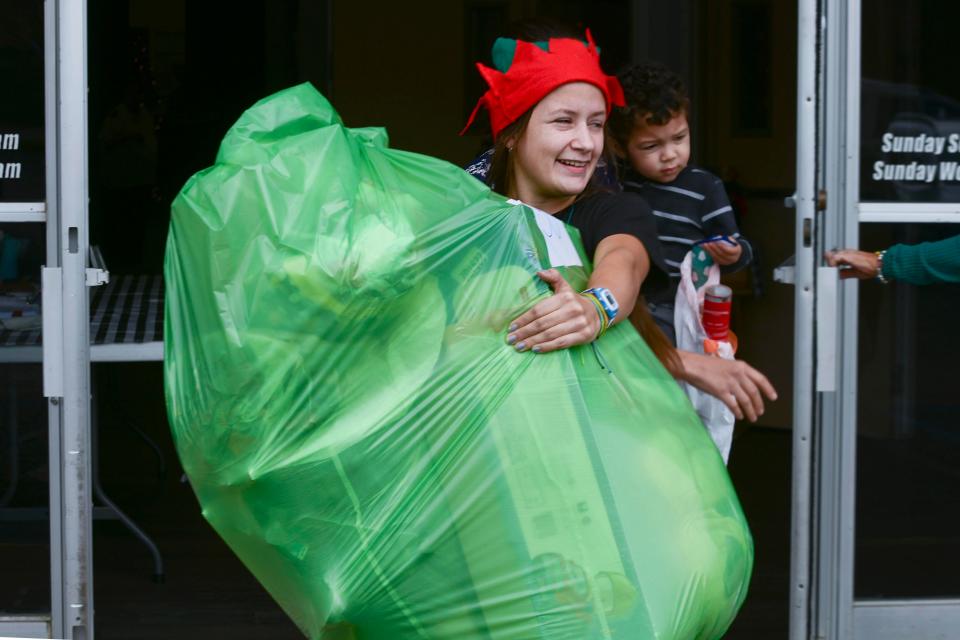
xmin=506 ymin=269 xmax=601 ymax=354
xmin=678 ymin=351 xmax=778 ymax=422
xmin=824 ymin=249 xmax=881 ymax=280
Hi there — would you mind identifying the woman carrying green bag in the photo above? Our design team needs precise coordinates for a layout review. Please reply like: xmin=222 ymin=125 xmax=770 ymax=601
xmin=166 ymin=26 xmax=757 ymax=640
xmin=462 ymin=29 xmax=674 ymax=362
xmin=464 ymin=30 xmax=777 ymax=423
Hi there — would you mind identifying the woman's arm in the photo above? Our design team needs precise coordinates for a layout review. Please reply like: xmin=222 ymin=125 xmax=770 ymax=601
xmin=884 ymin=235 xmax=960 ymax=284
xmin=826 ymin=234 xmax=960 ymax=285
xmin=676 ymin=350 xmax=778 ymax=422
xmin=586 ymin=233 xmax=649 ymax=318
xmin=505 ymin=233 xmax=648 ymax=353
xmin=505 ymin=233 xmax=779 ymax=420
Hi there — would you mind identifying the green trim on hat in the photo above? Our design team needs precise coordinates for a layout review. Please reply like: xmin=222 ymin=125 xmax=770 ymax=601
xmin=491 ymin=38 xmax=546 ymax=72
xmin=491 ymin=37 xmax=599 ymax=73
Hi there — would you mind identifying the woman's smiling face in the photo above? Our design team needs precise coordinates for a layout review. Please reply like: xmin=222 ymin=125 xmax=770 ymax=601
xmin=507 ymin=82 xmax=607 ymax=213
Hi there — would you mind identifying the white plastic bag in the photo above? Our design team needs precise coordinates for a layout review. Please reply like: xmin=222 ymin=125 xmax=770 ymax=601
xmin=674 ymin=250 xmax=736 ymax=463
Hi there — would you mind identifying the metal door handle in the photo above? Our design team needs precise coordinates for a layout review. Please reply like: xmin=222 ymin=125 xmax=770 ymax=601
xmin=815 ymin=266 xmax=838 ymax=392
xmin=42 ymin=266 xmax=64 ymax=397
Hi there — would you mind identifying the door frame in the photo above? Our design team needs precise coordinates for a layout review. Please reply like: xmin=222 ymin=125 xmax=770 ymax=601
xmin=788 ymin=0 xmax=818 ymax=638
xmin=0 ymin=1 xmax=94 ymax=637
xmin=52 ymin=0 xmax=95 ymax=636
xmin=808 ymin=0 xmax=960 ymax=638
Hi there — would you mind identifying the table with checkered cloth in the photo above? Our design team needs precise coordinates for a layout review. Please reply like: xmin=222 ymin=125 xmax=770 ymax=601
xmin=0 ymin=274 xmax=164 ymax=362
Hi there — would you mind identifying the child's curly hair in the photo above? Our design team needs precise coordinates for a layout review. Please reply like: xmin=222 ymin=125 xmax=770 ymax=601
xmin=608 ymin=62 xmax=689 ymax=145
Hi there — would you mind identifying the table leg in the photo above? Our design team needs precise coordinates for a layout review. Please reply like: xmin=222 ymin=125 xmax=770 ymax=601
xmin=90 ymin=371 xmax=165 ymax=582
xmin=0 ymin=383 xmax=19 ymax=506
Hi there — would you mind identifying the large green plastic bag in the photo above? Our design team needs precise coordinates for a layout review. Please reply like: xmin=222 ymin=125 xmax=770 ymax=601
xmin=164 ymin=83 xmax=753 ymax=639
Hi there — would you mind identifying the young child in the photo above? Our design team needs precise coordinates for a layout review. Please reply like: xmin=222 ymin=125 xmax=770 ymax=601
xmin=608 ymin=62 xmax=753 ymax=345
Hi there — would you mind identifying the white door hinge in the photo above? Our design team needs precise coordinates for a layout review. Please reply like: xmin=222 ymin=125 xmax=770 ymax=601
xmin=85 ymin=268 xmax=109 ymax=287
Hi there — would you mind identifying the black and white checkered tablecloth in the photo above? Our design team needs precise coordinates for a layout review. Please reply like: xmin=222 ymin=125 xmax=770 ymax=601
xmin=0 ymin=275 xmax=164 ymax=348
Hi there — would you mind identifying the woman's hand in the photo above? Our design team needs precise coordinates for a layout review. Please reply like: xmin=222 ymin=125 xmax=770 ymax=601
xmin=824 ymin=249 xmax=881 ymax=279
xmin=506 ymin=269 xmax=601 ymax=353
xmin=701 ymin=239 xmax=742 ymax=266
xmin=677 ymin=351 xmax=778 ymax=422
xmin=506 ymin=235 xmax=647 ymax=354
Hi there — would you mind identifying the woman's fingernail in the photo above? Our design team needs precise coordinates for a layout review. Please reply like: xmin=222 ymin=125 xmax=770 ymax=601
xmin=509 ymin=323 xmax=517 ymax=332
xmin=532 ymin=345 xmax=541 ymax=353
xmin=515 ymin=342 xmax=526 ymax=351
xmin=507 ymin=334 xmax=517 ymax=345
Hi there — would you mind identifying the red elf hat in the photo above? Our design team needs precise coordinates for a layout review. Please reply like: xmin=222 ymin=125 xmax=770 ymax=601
xmin=461 ymin=29 xmax=625 ymax=140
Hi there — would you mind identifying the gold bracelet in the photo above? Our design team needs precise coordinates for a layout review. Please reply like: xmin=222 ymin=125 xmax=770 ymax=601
xmin=580 ymin=292 xmax=609 ymax=339
xmin=874 ymin=250 xmax=889 ymax=284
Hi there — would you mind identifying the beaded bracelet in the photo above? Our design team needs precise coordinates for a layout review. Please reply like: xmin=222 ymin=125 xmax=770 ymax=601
xmin=580 ymin=292 xmax=610 ymax=340
xmin=875 ymin=250 xmax=889 ymax=284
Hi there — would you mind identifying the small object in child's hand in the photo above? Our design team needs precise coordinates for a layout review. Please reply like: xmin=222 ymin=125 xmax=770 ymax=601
xmin=694 ymin=234 xmax=739 ymax=247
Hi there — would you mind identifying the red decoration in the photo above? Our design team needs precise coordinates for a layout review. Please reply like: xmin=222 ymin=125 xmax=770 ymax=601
xmin=462 ymin=30 xmax=625 ymax=139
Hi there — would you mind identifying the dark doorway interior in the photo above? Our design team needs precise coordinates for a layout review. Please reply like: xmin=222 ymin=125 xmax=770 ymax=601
xmin=1 ymin=2 xmax=791 ymax=637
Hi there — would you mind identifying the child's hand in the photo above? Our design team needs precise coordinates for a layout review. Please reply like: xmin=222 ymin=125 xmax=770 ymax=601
xmin=702 ymin=239 xmax=742 ymax=266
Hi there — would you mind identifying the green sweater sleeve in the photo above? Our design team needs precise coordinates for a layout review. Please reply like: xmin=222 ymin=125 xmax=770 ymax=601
xmin=882 ymin=234 xmax=960 ymax=285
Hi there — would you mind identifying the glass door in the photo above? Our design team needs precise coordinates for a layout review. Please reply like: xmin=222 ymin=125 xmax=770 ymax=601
xmin=1 ymin=1 xmax=94 ymax=637
xmin=0 ymin=1 xmax=56 ymax=636
xmin=813 ymin=0 xmax=960 ymax=638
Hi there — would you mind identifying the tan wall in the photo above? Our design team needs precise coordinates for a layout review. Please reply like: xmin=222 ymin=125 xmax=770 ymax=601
xmin=332 ymin=1 xmax=530 ymax=166
xmin=724 ymin=197 xmax=796 ymax=430
xmin=698 ymin=0 xmax=797 ymax=192
xmin=696 ymin=0 xmax=798 ymax=429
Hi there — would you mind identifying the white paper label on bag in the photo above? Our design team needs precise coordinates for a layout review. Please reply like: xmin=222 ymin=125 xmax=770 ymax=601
xmin=510 ymin=200 xmax=583 ymax=268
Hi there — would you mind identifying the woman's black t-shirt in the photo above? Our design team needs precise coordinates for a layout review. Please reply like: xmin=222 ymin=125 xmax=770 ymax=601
xmin=463 ymin=155 xmax=669 ymax=296
xmin=559 ymin=191 xmax=670 ymax=298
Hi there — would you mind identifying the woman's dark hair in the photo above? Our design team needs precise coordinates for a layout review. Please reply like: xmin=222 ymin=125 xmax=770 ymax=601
xmin=607 ymin=61 xmax=690 ymax=148
xmin=630 ymin=306 xmax=682 ymax=376
xmin=485 ymin=111 xmax=530 ymax=200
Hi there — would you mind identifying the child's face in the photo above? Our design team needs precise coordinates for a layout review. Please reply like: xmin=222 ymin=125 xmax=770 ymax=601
xmin=621 ymin=111 xmax=690 ymax=183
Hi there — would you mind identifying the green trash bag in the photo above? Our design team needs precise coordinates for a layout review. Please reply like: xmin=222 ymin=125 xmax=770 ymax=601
xmin=164 ymin=82 xmax=753 ymax=640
